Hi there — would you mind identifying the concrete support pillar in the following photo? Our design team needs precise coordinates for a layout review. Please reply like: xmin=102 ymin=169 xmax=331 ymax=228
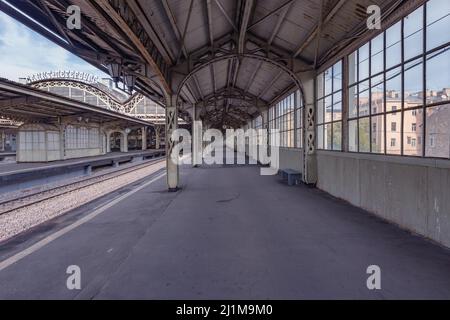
xmin=1 ymin=130 xmax=5 ymax=152
xmin=106 ymin=131 xmax=111 ymax=153
xmin=155 ymin=126 xmax=161 ymax=150
xmin=261 ymin=109 xmax=269 ymax=154
xmin=59 ymin=123 xmax=66 ymax=160
xmin=84 ymin=165 xmax=92 ymax=175
xmin=192 ymin=103 xmax=202 ymax=167
xmin=121 ymin=132 xmax=129 ymax=152
xmin=165 ymin=94 xmax=179 ymax=191
xmin=141 ymin=127 xmax=147 ymax=150
xmin=299 ymin=72 xmax=317 ymax=185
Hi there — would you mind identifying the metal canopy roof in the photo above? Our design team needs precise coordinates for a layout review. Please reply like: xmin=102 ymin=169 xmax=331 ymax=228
xmin=0 ymin=0 xmax=406 ymax=128
xmin=0 ymin=78 xmax=152 ymax=127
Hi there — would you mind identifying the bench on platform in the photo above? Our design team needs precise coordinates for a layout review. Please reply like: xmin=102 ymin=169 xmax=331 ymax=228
xmin=279 ymin=169 xmax=302 ymax=186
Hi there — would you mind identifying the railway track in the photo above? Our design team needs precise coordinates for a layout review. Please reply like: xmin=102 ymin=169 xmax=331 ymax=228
xmin=0 ymin=157 xmax=165 ymax=216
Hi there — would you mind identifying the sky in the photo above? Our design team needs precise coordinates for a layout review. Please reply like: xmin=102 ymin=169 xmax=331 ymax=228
xmin=0 ymin=10 xmax=109 ymax=82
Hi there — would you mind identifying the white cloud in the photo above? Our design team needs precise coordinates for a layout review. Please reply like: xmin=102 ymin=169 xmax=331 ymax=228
xmin=0 ymin=11 xmax=108 ymax=81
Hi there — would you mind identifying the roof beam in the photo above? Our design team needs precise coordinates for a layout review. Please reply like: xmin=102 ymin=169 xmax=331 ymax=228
xmin=247 ymin=0 xmax=296 ymax=31
xmin=313 ymin=0 xmax=325 ymax=68
xmin=51 ymin=0 xmax=141 ymax=62
xmin=206 ymin=0 xmax=215 ymax=46
xmin=93 ymin=0 xmax=171 ymax=94
xmin=258 ymin=70 xmax=283 ymax=99
xmin=193 ymin=76 xmax=204 ymax=100
xmin=244 ymin=60 xmax=263 ymax=93
xmin=0 ymin=96 xmax=41 ymax=108
xmin=246 ymin=32 xmax=314 ymax=66
xmin=127 ymin=0 xmax=175 ymax=63
xmin=238 ymin=0 xmax=254 ymax=54
xmin=161 ymin=0 xmax=188 ymax=60
xmin=158 ymin=0 xmax=198 ymax=101
xmin=36 ymin=0 xmax=73 ymax=46
xmin=268 ymin=2 xmax=292 ymax=45
xmin=198 ymin=87 xmax=268 ymax=107
xmin=176 ymin=0 xmax=195 ymax=63
xmin=244 ymin=2 xmax=292 ymax=96
xmin=293 ymin=0 xmax=346 ymax=58
xmin=210 ymin=65 xmax=217 ymax=94
xmin=205 ymin=0 xmax=217 ymax=94
xmin=213 ymin=0 xmax=237 ymax=31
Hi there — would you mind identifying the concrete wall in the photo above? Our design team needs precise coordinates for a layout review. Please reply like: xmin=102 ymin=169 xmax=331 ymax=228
xmin=65 ymin=148 xmax=103 ymax=159
xmin=17 ymin=123 xmax=106 ymax=163
xmin=278 ymin=148 xmax=303 ymax=172
xmin=316 ymin=151 xmax=450 ymax=247
xmin=17 ymin=127 xmax=61 ymax=162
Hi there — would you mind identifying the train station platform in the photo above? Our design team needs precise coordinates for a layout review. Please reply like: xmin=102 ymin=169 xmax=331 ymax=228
xmin=0 ymin=163 xmax=449 ymax=299
xmin=0 ymin=152 xmax=15 ymax=162
xmin=0 ymin=149 xmax=165 ymax=194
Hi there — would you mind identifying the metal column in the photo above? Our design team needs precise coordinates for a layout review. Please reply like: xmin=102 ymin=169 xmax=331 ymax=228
xmin=165 ymin=94 xmax=179 ymax=191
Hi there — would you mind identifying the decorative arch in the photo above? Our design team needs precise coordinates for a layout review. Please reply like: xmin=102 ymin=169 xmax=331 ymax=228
xmin=176 ymin=53 xmax=306 ymax=109
xmin=30 ymin=79 xmax=145 ymax=113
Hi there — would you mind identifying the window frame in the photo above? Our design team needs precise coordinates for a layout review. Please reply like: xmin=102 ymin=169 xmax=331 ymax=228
xmin=346 ymin=0 xmax=450 ymax=159
xmin=316 ymin=59 xmax=343 ymax=151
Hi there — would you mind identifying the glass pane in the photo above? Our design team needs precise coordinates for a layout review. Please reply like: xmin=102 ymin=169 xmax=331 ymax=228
xmin=324 ymin=68 xmax=333 ymax=96
xmin=296 ymin=128 xmax=303 ymax=148
xmin=371 ymin=33 xmax=384 ymax=75
xmin=371 ymin=74 xmax=385 ymax=114
xmin=333 ymin=92 xmax=342 ymax=121
xmin=426 ymin=46 xmax=450 ymax=105
xmin=426 ymin=104 xmax=450 ymax=158
xmin=333 ymin=121 xmax=342 ymax=151
xmin=349 ymin=50 xmax=358 ymax=85
xmin=317 ymin=125 xmax=324 ymax=149
xmin=358 ymin=43 xmax=370 ymax=81
xmin=403 ymin=108 xmax=424 ymax=156
xmin=296 ymin=108 xmax=302 ymax=128
xmin=333 ymin=60 xmax=342 ymax=91
xmin=386 ymin=21 xmax=402 ymax=69
xmin=333 ymin=102 xmax=342 ymax=122
xmin=359 ymin=117 xmax=370 ymax=152
xmin=403 ymin=6 xmax=424 ymax=61
xmin=359 ymin=80 xmax=370 ymax=116
xmin=404 ymin=59 xmax=424 ymax=109
xmin=426 ymin=0 xmax=450 ymax=51
xmin=325 ymin=96 xmax=332 ymax=123
xmin=371 ymin=114 xmax=385 ymax=153
xmin=348 ymin=85 xmax=358 ymax=118
xmin=386 ymin=67 xmax=402 ymax=112
xmin=386 ymin=112 xmax=401 ymax=154
xmin=325 ymin=123 xmax=332 ymax=150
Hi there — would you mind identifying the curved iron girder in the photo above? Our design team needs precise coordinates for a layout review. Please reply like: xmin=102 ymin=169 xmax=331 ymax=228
xmin=93 ymin=0 xmax=171 ymax=94
xmin=196 ymin=87 xmax=268 ymax=109
xmin=176 ymin=53 xmax=305 ymax=109
xmin=202 ymin=105 xmax=254 ymax=125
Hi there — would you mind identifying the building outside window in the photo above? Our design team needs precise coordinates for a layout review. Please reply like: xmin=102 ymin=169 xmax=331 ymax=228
xmin=391 ymin=138 xmax=396 ymax=147
xmin=317 ymin=60 xmax=343 ymax=151
xmin=268 ymin=90 xmax=303 ymax=148
xmin=347 ymin=0 xmax=450 ymax=158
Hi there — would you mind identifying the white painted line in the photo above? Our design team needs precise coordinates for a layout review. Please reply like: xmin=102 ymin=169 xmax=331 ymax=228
xmin=0 ymin=172 xmax=166 ymax=272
